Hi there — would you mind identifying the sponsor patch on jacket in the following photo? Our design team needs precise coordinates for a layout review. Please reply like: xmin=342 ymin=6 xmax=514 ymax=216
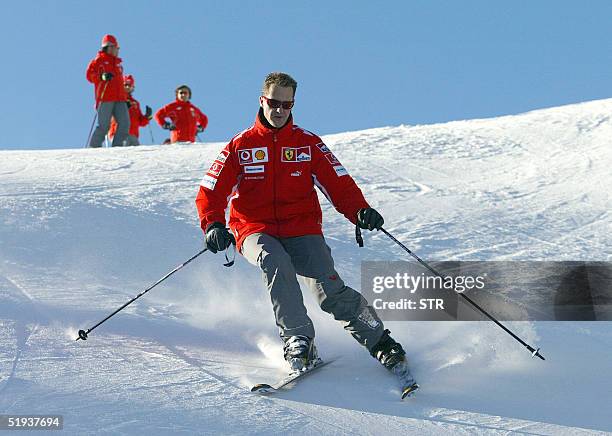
xmin=200 ymin=174 xmax=218 ymax=190
xmin=333 ymin=165 xmax=348 ymax=177
xmin=244 ymin=165 xmax=265 ymax=174
xmin=316 ymin=142 xmax=331 ymax=153
xmin=215 ymin=150 xmax=229 ymax=164
xmin=238 ymin=147 xmax=268 ymax=165
xmin=207 ymin=161 xmax=224 ymax=177
xmin=282 ymin=146 xmax=311 ymax=162
xmin=325 ymin=153 xmax=340 ymax=165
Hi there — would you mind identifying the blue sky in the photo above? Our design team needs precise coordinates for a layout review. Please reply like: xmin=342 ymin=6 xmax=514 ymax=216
xmin=1 ymin=1 xmax=611 ymax=149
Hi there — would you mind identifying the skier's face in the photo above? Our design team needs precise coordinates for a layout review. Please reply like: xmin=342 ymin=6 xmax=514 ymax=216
xmin=177 ymin=89 xmax=191 ymax=102
xmin=260 ymin=84 xmax=294 ymax=128
xmin=124 ymin=83 xmax=134 ymax=94
xmin=106 ymin=45 xmax=119 ymax=57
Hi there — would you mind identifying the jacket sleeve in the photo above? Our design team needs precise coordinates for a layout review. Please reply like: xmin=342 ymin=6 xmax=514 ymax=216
xmin=86 ymin=57 xmax=100 ymax=84
xmin=136 ymin=102 xmax=149 ymax=127
xmin=154 ymin=104 xmax=169 ymax=127
xmin=310 ymin=138 xmax=369 ymax=224
xmin=195 ymin=141 xmax=240 ymax=232
xmin=139 ymin=113 xmax=150 ymax=127
xmin=196 ymin=107 xmax=208 ymax=131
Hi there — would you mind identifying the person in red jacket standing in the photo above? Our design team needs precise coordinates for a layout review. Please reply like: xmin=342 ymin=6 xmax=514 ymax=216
xmin=195 ymin=72 xmax=415 ymax=386
xmin=154 ymin=85 xmax=208 ymax=143
xmin=86 ymin=34 xmax=130 ymax=148
xmin=108 ymin=75 xmax=152 ymax=146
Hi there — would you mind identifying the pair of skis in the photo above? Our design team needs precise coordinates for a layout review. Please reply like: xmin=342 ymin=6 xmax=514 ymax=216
xmin=250 ymin=358 xmax=419 ymax=400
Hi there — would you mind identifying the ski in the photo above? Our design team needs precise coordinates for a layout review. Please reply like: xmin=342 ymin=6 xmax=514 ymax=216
xmin=392 ymin=359 xmax=420 ymax=399
xmin=400 ymin=380 xmax=420 ymax=399
xmin=251 ymin=358 xmax=333 ymax=394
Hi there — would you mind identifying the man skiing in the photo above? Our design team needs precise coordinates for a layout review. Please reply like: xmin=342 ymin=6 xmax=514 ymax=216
xmin=108 ymin=75 xmax=152 ymax=146
xmin=86 ymin=34 xmax=130 ymax=148
xmin=195 ymin=72 xmax=414 ymax=388
xmin=154 ymin=85 xmax=208 ymax=143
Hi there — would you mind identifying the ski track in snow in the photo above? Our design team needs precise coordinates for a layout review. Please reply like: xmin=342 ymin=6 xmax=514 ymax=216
xmin=1 ymin=100 xmax=611 ymax=434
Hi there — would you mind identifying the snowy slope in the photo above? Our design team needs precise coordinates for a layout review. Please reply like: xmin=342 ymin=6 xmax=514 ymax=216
xmin=1 ymin=99 xmax=611 ymax=434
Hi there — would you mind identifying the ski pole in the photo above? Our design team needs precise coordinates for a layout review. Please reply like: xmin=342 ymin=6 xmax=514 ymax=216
xmin=84 ymin=81 xmax=109 ymax=148
xmin=76 ymin=248 xmax=207 ymax=341
xmin=148 ymin=123 xmax=156 ymax=144
xmin=379 ymin=228 xmax=545 ymax=360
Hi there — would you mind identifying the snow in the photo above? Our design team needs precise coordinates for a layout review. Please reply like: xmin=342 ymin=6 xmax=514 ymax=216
xmin=1 ymin=98 xmax=611 ymax=434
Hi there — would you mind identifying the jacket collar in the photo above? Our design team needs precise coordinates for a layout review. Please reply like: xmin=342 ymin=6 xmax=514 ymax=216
xmin=97 ymin=50 xmax=122 ymax=63
xmin=254 ymin=107 xmax=294 ymax=138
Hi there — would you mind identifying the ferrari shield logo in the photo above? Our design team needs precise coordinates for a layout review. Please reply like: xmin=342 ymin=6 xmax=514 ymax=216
xmin=284 ymin=148 xmax=295 ymax=161
xmin=282 ymin=146 xmax=310 ymax=162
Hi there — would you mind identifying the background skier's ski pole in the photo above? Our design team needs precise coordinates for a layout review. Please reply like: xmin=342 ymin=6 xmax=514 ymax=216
xmin=148 ymin=124 xmax=156 ymax=144
xmin=84 ymin=81 xmax=109 ymax=148
xmin=76 ymin=248 xmax=207 ymax=341
xmin=379 ymin=228 xmax=545 ymax=360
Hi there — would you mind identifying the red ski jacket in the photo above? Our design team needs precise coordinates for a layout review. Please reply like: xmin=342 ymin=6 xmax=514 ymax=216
xmin=109 ymin=95 xmax=149 ymax=138
xmin=195 ymin=111 xmax=370 ymax=250
xmin=86 ymin=51 xmax=127 ymax=104
xmin=154 ymin=100 xmax=208 ymax=143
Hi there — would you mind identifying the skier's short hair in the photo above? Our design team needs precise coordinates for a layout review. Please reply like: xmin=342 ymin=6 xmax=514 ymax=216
xmin=262 ymin=72 xmax=297 ymax=97
xmin=175 ymin=85 xmax=192 ymax=97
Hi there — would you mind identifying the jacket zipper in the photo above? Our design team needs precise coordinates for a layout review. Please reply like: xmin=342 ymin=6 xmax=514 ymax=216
xmin=272 ymin=132 xmax=279 ymax=236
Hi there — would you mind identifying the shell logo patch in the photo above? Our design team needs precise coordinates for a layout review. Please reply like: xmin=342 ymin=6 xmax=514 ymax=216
xmin=238 ymin=147 xmax=268 ymax=165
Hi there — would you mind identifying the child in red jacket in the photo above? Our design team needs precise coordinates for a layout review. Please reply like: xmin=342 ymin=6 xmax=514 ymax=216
xmin=109 ymin=75 xmax=152 ymax=146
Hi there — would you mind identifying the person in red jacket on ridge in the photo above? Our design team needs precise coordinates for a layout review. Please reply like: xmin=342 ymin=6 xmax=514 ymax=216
xmin=154 ymin=85 xmax=208 ymax=143
xmin=108 ymin=75 xmax=152 ymax=146
xmin=86 ymin=34 xmax=130 ymax=148
xmin=195 ymin=72 xmax=414 ymax=382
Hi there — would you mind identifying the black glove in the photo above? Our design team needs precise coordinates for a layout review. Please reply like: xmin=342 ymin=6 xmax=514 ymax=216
xmin=162 ymin=121 xmax=176 ymax=131
xmin=197 ymin=125 xmax=205 ymax=133
xmin=205 ymin=222 xmax=235 ymax=253
xmin=144 ymin=106 xmax=153 ymax=120
xmin=357 ymin=208 xmax=384 ymax=231
xmin=126 ymin=100 xmax=132 ymax=109
xmin=100 ymin=72 xmax=114 ymax=81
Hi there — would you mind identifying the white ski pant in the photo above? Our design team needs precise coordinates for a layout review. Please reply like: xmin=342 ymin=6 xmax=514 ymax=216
xmin=241 ymin=233 xmax=385 ymax=351
xmin=88 ymin=101 xmax=130 ymax=148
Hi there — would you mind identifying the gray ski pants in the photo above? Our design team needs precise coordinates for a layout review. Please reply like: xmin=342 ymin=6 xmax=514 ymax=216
xmin=88 ymin=101 xmax=130 ymax=148
xmin=241 ymin=233 xmax=385 ymax=351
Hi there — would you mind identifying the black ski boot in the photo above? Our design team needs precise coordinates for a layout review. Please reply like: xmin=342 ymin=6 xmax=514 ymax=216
xmin=370 ymin=329 xmax=406 ymax=369
xmin=370 ymin=329 xmax=419 ymax=398
xmin=283 ymin=335 xmax=319 ymax=372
